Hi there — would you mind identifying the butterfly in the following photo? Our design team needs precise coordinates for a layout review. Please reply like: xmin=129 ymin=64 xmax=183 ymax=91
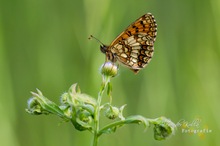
xmin=90 ymin=13 xmax=157 ymax=74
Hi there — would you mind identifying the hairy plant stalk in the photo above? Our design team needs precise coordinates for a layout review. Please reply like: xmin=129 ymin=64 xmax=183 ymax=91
xmin=92 ymin=77 xmax=110 ymax=146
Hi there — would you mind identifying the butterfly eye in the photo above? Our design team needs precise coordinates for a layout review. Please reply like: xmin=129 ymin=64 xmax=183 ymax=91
xmin=100 ymin=45 xmax=108 ymax=54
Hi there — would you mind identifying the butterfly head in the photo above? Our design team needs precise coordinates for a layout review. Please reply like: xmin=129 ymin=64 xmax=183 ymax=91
xmin=100 ymin=45 xmax=108 ymax=54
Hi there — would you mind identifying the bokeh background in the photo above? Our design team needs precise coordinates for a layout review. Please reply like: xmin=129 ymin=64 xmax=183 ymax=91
xmin=0 ymin=0 xmax=220 ymax=146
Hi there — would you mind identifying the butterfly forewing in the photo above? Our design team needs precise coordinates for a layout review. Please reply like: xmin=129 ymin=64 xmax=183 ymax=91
xmin=104 ymin=13 xmax=157 ymax=74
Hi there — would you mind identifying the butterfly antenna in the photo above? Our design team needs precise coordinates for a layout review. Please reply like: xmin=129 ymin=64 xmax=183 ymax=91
xmin=88 ymin=35 xmax=105 ymax=46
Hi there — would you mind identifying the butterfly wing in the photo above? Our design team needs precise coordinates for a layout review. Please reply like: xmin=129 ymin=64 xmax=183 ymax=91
xmin=108 ymin=13 xmax=157 ymax=73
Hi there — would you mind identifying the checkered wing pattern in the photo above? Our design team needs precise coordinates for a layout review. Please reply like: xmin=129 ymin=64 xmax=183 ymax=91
xmin=102 ymin=13 xmax=157 ymax=74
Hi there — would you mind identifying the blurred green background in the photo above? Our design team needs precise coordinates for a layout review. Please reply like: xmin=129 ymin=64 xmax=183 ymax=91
xmin=0 ymin=0 xmax=220 ymax=145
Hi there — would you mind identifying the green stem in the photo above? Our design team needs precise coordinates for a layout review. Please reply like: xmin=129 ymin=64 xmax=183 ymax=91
xmin=92 ymin=76 xmax=110 ymax=146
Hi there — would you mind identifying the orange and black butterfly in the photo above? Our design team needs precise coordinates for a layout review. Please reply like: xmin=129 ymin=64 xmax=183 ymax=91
xmin=90 ymin=13 xmax=157 ymax=74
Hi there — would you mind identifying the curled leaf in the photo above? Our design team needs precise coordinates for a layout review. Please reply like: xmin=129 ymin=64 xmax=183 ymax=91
xmin=71 ymin=108 xmax=93 ymax=131
xmin=98 ymin=115 xmax=150 ymax=136
xmin=151 ymin=117 xmax=176 ymax=140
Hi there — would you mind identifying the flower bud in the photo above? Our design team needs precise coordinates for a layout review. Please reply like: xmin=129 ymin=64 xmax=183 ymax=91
xmin=60 ymin=92 xmax=69 ymax=104
xmin=104 ymin=106 xmax=119 ymax=120
xmin=26 ymin=97 xmax=44 ymax=115
xmin=153 ymin=117 xmax=176 ymax=140
xmin=26 ymin=89 xmax=68 ymax=119
xmin=101 ymin=61 xmax=118 ymax=77
xmin=71 ymin=109 xmax=93 ymax=131
xmin=78 ymin=110 xmax=93 ymax=124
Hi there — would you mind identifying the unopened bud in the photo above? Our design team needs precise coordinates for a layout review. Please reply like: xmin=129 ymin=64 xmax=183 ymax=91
xmin=104 ymin=106 xmax=119 ymax=120
xmin=153 ymin=117 xmax=176 ymax=140
xmin=101 ymin=61 xmax=118 ymax=77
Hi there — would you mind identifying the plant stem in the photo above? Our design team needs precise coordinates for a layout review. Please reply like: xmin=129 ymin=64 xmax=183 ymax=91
xmin=92 ymin=76 xmax=110 ymax=146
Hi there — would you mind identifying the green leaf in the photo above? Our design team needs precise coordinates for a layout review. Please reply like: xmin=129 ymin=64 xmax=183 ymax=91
xmin=68 ymin=84 xmax=97 ymax=107
xmin=26 ymin=89 xmax=69 ymax=120
xmin=98 ymin=115 xmax=150 ymax=136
